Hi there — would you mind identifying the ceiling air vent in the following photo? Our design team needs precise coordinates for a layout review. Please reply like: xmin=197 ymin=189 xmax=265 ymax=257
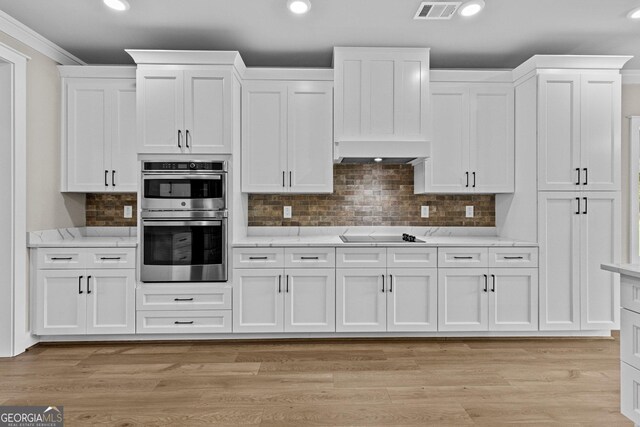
xmin=414 ymin=1 xmax=461 ymax=20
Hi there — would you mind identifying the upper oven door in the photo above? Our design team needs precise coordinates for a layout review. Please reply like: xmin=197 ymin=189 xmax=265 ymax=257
xmin=142 ymin=173 xmax=226 ymax=211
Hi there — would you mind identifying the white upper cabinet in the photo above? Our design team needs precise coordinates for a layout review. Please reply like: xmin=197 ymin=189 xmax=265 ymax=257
xmin=414 ymin=83 xmax=514 ymax=194
xmin=333 ymin=47 xmax=430 ymax=160
xmin=137 ymin=67 xmax=234 ymax=154
xmin=538 ymin=73 xmax=621 ymax=191
xmin=61 ymin=68 xmax=137 ymax=192
xmin=242 ymin=79 xmax=333 ymax=194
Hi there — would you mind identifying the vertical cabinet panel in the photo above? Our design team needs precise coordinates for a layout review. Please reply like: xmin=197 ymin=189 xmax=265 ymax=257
xmin=138 ymin=70 xmax=183 ymax=153
xmin=368 ymin=60 xmax=395 ymax=135
xmin=86 ymin=270 xmax=136 ymax=334
xmin=111 ymin=82 xmax=137 ymax=191
xmin=489 ymin=268 xmax=538 ymax=331
xmin=36 ymin=270 xmax=87 ymax=335
xmin=233 ymin=269 xmax=284 ymax=333
xmin=580 ymin=192 xmax=620 ymax=329
xmin=336 ymin=268 xmax=387 ymax=332
xmin=285 ymin=269 xmax=335 ymax=332
xmin=387 ymin=268 xmax=437 ymax=332
xmin=538 ymin=193 xmax=581 ymax=330
xmin=438 ymin=268 xmax=488 ymax=332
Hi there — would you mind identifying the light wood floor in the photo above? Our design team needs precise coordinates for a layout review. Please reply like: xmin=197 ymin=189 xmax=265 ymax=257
xmin=0 ymin=334 xmax=630 ymax=426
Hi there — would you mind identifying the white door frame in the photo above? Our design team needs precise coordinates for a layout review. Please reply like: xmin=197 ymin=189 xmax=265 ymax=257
xmin=0 ymin=42 xmax=29 ymax=357
xmin=629 ymin=116 xmax=640 ymax=264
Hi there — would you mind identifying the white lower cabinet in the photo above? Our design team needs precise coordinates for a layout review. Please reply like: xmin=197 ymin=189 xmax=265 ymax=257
xmin=387 ymin=268 xmax=438 ymax=332
xmin=489 ymin=268 xmax=539 ymax=331
xmin=336 ymin=268 xmax=387 ymax=332
xmin=621 ymin=362 xmax=640 ymax=425
xmin=233 ymin=268 xmax=335 ymax=333
xmin=86 ymin=270 xmax=136 ymax=334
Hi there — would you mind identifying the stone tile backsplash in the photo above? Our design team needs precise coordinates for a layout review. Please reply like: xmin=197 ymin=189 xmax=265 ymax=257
xmin=248 ymin=164 xmax=495 ymax=227
xmin=86 ymin=193 xmax=137 ymax=227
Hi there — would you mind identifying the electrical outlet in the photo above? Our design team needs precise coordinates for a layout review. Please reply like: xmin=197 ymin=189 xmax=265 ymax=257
xmin=421 ymin=206 xmax=430 ymax=218
xmin=123 ymin=205 xmax=133 ymax=219
xmin=465 ymin=206 xmax=474 ymax=218
xmin=283 ymin=206 xmax=292 ymax=219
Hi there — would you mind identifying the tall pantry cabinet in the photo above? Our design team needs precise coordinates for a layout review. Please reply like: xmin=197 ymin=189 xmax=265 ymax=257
xmin=507 ymin=56 xmax=630 ymax=331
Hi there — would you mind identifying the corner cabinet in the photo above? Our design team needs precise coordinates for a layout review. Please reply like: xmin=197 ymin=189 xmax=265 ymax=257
xmin=414 ymin=83 xmax=514 ymax=194
xmin=60 ymin=67 xmax=137 ymax=192
xmin=241 ymin=79 xmax=333 ymax=193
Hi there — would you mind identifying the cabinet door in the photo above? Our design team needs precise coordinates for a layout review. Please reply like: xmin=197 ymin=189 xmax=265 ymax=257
xmin=489 ymin=268 xmax=538 ymax=331
xmin=110 ymin=80 xmax=138 ymax=191
xmin=437 ymin=268 xmax=488 ymax=331
xmin=287 ymin=81 xmax=334 ymax=193
xmin=420 ymin=84 xmax=470 ymax=193
xmin=233 ymin=269 xmax=284 ymax=332
xmin=184 ymin=70 xmax=232 ymax=154
xmin=284 ymin=269 xmax=335 ymax=332
xmin=137 ymin=69 xmax=184 ymax=153
xmin=387 ymin=268 xmax=437 ymax=332
xmin=470 ymin=85 xmax=514 ymax=193
xmin=580 ymin=74 xmax=621 ymax=191
xmin=538 ymin=74 xmax=581 ymax=191
xmin=86 ymin=270 xmax=135 ymax=334
xmin=336 ymin=268 xmax=386 ymax=332
xmin=241 ymin=81 xmax=288 ymax=192
xmin=580 ymin=192 xmax=621 ymax=330
xmin=35 ymin=270 xmax=86 ymax=335
xmin=66 ymin=80 xmax=108 ymax=191
xmin=538 ymin=192 xmax=581 ymax=330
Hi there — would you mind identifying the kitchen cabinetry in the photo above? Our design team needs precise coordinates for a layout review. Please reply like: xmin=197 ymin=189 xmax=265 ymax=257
xmin=333 ymin=47 xmax=430 ymax=159
xmin=233 ymin=248 xmax=336 ymax=332
xmin=241 ymin=79 xmax=333 ymax=193
xmin=59 ymin=67 xmax=137 ymax=192
xmin=438 ymin=248 xmax=538 ymax=332
xmin=538 ymin=192 xmax=620 ymax=330
xmin=33 ymin=248 xmax=136 ymax=335
xmin=414 ymin=83 xmax=514 ymax=194
xmin=538 ymin=73 xmax=621 ymax=192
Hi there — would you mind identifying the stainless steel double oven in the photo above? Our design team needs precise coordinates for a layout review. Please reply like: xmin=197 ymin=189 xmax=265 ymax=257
xmin=140 ymin=160 xmax=227 ymax=282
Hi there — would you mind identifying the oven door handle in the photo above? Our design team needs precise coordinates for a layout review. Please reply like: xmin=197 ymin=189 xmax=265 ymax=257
xmin=142 ymin=173 xmax=223 ymax=180
xmin=142 ymin=220 xmax=223 ymax=227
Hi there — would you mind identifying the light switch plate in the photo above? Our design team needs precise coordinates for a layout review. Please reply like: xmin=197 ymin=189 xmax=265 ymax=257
xmin=124 ymin=205 xmax=133 ymax=219
xmin=465 ymin=206 xmax=474 ymax=218
xmin=421 ymin=206 xmax=430 ymax=218
xmin=283 ymin=206 xmax=292 ymax=219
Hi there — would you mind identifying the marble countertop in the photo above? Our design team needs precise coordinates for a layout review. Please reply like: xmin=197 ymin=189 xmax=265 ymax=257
xmin=28 ymin=227 xmax=137 ymax=248
xmin=601 ymin=263 xmax=640 ymax=279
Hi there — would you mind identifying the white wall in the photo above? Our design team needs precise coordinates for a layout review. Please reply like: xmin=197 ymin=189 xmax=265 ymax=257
xmin=622 ymin=84 xmax=640 ymax=262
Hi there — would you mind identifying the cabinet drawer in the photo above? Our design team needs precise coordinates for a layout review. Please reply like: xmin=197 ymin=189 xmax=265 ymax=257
xmin=621 ymin=361 xmax=640 ymax=424
xmin=622 ymin=309 xmax=640 ymax=371
xmin=387 ymin=247 xmax=437 ymax=268
xmin=336 ymin=248 xmax=386 ymax=268
xmin=489 ymin=247 xmax=538 ymax=268
xmin=233 ymin=248 xmax=284 ymax=269
xmin=86 ymin=248 xmax=136 ymax=269
xmin=137 ymin=284 xmax=231 ymax=311
xmin=136 ymin=310 xmax=232 ymax=334
xmin=37 ymin=249 xmax=84 ymax=269
xmin=438 ymin=248 xmax=488 ymax=268
xmin=285 ymin=247 xmax=335 ymax=268
xmin=622 ymin=275 xmax=640 ymax=313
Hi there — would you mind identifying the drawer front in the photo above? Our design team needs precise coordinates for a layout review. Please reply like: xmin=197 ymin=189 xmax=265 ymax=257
xmin=621 ymin=362 xmax=640 ymax=424
xmin=137 ymin=284 xmax=232 ymax=311
xmin=622 ymin=308 xmax=640 ymax=371
xmin=489 ymin=247 xmax=538 ymax=268
xmin=622 ymin=276 xmax=640 ymax=313
xmin=285 ymin=247 xmax=335 ymax=268
xmin=387 ymin=247 xmax=437 ymax=268
xmin=86 ymin=248 xmax=136 ymax=269
xmin=136 ymin=310 xmax=232 ymax=334
xmin=37 ymin=248 xmax=85 ymax=269
xmin=438 ymin=248 xmax=488 ymax=268
xmin=233 ymin=248 xmax=284 ymax=269
xmin=336 ymin=248 xmax=386 ymax=268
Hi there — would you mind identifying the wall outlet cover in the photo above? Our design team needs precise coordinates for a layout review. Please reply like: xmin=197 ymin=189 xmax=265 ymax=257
xmin=421 ymin=205 xmax=430 ymax=218
xmin=465 ymin=206 xmax=474 ymax=218
xmin=123 ymin=205 xmax=133 ymax=219
xmin=283 ymin=206 xmax=292 ymax=219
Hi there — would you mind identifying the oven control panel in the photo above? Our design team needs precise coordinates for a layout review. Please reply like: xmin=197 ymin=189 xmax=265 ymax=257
xmin=143 ymin=161 xmax=226 ymax=172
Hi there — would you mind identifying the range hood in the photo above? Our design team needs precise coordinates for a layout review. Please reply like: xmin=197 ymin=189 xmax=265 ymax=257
xmin=339 ymin=157 xmax=417 ymax=165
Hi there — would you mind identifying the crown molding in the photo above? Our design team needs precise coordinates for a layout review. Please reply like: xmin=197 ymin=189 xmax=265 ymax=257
xmin=622 ymin=70 xmax=640 ymax=85
xmin=0 ymin=10 xmax=84 ymax=65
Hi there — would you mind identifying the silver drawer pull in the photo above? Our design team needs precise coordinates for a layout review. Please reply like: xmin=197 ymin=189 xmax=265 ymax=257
xmin=51 ymin=257 xmax=73 ymax=261
xmin=300 ymin=256 xmax=319 ymax=260
xmin=453 ymin=256 xmax=473 ymax=260
xmin=100 ymin=257 xmax=121 ymax=260
xmin=249 ymin=256 xmax=268 ymax=260
xmin=174 ymin=298 xmax=194 ymax=302
xmin=503 ymin=256 xmax=524 ymax=260
xmin=174 ymin=321 xmax=194 ymax=325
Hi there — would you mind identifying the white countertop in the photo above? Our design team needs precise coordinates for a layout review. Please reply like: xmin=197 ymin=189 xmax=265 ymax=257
xmin=601 ymin=263 xmax=640 ymax=279
xmin=28 ymin=227 xmax=138 ymax=248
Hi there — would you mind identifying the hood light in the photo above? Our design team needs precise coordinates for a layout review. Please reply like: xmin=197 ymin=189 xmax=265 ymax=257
xmin=287 ymin=0 xmax=311 ymax=14
xmin=374 ymin=158 xmax=383 ymax=163
xmin=628 ymin=7 xmax=640 ymax=19
xmin=103 ymin=0 xmax=130 ymax=11
xmin=459 ymin=0 xmax=485 ymax=17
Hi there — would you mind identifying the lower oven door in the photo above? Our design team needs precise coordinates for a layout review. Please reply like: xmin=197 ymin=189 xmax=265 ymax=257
xmin=141 ymin=219 xmax=227 ymax=282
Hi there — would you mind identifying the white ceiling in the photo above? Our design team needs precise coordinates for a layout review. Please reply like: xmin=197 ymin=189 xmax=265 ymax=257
xmin=0 ymin=0 xmax=639 ymax=69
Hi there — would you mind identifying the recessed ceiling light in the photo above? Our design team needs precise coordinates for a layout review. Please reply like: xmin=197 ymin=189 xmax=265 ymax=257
xmin=103 ymin=0 xmax=130 ymax=11
xmin=459 ymin=0 xmax=485 ymax=17
xmin=628 ymin=7 xmax=640 ymax=19
xmin=287 ymin=0 xmax=311 ymax=14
